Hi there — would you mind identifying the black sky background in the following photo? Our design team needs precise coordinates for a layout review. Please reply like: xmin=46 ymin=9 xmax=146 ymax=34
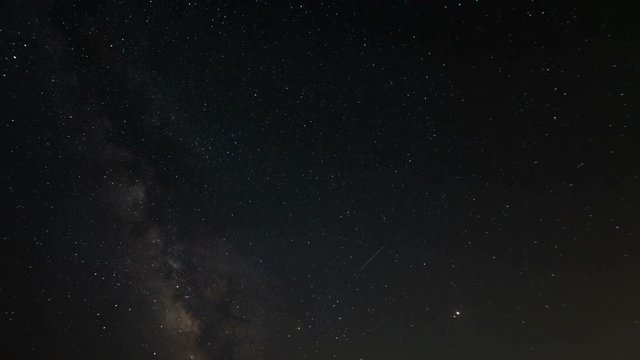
xmin=2 ymin=1 xmax=640 ymax=359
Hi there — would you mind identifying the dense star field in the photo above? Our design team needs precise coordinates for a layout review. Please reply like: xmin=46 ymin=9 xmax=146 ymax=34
xmin=1 ymin=1 xmax=640 ymax=359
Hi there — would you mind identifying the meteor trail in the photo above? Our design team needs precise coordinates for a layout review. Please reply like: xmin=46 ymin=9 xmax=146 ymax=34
xmin=359 ymin=245 xmax=387 ymax=270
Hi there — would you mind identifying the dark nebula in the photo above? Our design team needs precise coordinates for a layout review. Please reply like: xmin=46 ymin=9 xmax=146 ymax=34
xmin=2 ymin=1 xmax=640 ymax=359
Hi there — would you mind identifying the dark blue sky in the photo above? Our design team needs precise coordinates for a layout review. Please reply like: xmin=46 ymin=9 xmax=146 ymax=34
xmin=2 ymin=1 xmax=639 ymax=359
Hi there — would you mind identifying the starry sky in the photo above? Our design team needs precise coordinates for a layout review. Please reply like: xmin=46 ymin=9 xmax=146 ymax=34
xmin=2 ymin=1 xmax=640 ymax=359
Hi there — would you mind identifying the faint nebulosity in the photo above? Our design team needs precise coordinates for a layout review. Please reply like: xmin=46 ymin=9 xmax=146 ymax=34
xmin=1 ymin=1 xmax=640 ymax=359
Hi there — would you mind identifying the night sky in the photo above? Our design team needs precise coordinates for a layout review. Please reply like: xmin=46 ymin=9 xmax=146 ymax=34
xmin=2 ymin=1 xmax=640 ymax=359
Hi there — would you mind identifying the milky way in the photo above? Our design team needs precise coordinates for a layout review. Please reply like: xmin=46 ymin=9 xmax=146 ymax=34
xmin=0 ymin=8 xmax=286 ymax=357
xmin=98 ymin=136 xmax=282 ymax=359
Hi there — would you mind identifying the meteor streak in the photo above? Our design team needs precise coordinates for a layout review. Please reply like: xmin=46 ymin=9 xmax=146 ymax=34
xmin=359 ymin=244 xmax=387 ymax=270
